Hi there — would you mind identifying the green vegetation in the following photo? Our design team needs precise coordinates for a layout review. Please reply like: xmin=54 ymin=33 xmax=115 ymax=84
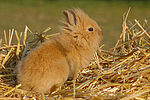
xmin=0 ymin=0 xmax=150 ymax=49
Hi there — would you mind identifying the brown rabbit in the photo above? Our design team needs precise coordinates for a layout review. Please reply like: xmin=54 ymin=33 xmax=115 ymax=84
xmin=17 ymin=8 xmax=103 ymax=93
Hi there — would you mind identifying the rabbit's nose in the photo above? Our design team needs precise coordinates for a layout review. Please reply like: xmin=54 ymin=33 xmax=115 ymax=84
xmin=102 ymin=31 xmax=103 ymax=35
xmin=100 ymin=30 xmax=103 ymax=36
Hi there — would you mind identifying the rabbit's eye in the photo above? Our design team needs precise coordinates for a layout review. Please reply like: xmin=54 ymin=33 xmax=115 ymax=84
xmin=88 ymin=27 xmax=94 ymax=32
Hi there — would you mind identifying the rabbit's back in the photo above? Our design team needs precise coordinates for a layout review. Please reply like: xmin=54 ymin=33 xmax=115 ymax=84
xmin=17 ymin=39 xmax=70 ymax=92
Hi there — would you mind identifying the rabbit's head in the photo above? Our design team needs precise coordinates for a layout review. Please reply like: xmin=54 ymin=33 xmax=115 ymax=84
xmin=59 ymin=8 xmax=103 ymax=51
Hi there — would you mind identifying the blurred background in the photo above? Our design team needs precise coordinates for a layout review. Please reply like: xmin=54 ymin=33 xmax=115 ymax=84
xmin=0 ymin=0 xmax=150 ymax=49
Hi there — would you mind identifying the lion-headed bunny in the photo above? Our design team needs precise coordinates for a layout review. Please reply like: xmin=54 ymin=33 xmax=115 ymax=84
xmin=17 ymin=8 xmax=103 ymax=93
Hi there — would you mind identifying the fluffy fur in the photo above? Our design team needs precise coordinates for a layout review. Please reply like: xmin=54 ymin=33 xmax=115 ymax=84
xmin=17 ymin=8 xmax=103 ymax=93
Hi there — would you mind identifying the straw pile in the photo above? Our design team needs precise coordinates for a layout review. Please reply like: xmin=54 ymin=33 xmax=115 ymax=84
xmin=0 ymin=8 xmax=150 ymax=100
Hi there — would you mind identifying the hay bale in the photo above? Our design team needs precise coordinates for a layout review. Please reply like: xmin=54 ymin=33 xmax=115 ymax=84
xmin=0 ymin=8 xmax=150 ymax=99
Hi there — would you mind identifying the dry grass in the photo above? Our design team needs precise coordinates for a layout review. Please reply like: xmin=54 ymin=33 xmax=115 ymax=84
xmin=0 ymin=8 xmax=150 ymax=100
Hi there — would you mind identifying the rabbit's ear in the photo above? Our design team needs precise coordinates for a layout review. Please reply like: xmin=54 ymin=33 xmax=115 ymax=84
xmin=63 ymin=9 xmax=77 ymax=26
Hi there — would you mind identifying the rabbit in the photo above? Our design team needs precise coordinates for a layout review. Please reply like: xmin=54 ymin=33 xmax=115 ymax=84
xmin=17 ymin=8 xmax=103 ymax=93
